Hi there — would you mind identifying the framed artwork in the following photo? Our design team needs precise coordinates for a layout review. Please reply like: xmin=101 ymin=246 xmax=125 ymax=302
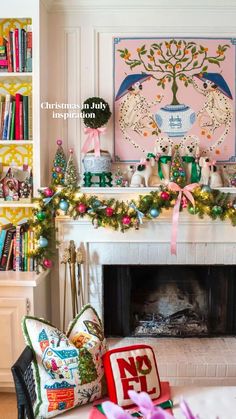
xmin=113 ymin=37 xmax=236 ymax=163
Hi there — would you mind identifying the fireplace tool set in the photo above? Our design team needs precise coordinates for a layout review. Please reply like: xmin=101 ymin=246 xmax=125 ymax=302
xmin=61 ymin=240 xmax=85 ymax=331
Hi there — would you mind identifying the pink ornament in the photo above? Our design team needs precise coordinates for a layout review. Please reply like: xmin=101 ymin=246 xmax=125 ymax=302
xmin=122 ymin=215 xmax=131 ymax=225
xmin=44 ymin=187 xmax=54 ymax=197
xmin=76 ymin=203 xmax=87 ymax=214
xmin=106 ymin=207 xmax=114 ymax=217
xmin=69 ymin=148 xmax=73 ymax=154
xmin=56 ymin=167 xmax=61 ymax=173
xmin=160 ymin=191 xmax=170 ymax=200
xmin=181 ymin=196 xmax=188 ymax=208
xmin=43 ymin=259 xmax=53 ymax=269
xmin=57 ymin=139 xmax=62 ymax=146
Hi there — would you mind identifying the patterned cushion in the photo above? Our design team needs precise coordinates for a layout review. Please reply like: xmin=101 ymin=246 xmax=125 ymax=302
xmin=22 ymin=305 xmax=107 ymax=418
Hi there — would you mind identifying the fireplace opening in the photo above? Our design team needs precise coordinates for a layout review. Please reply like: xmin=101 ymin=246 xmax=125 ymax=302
xmin=103 ymin=265 xmax=236 ymax=337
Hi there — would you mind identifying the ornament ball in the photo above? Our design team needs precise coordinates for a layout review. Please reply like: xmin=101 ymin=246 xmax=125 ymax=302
xmin=77 ymin=203 xmax=87 ymax=213
xmin=44 ymin=187 xmax=54 ymax=197
xmin=188 ymin=205 xmax=199 ymax=215
xmin=122 ymin=215 xmax=131 ymax=225
xmin=43 ymin=259 xmax=53 ymax=269
xmin=39 ymin=236 xmax=48 ymax=248
xmin=212 ymin=205 xmax=223 ymax=215
xmin=93 ymin=199 xmax=101 ymax=208
xmin=57 ymin=139 xmax=62 ymax=146
xmin=201 ymin=185 xmax=212 ymax=192
xmin=106 ymin=207 xmax=114 ymax=217
xmin=160 ymin=191 xmax=170 ymax=200
xmin=59 ymin=199 xmax=69 ymax=211
xmin=150 ymin=208 xmax=160 ymax=218
xmin=36 ymin=211 xmax=46 ymax=221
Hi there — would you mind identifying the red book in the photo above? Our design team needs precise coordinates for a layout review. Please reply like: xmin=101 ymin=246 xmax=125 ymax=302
xmin=0 ymin=59 xmax=8 ymax=66
xmin=15 ymin=93 xmax=22 ymax=140
xmin=14 ymin=28 xmax=19 ymax=72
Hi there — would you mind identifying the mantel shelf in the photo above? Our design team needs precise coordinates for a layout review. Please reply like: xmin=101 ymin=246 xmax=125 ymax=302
xmin=80 ymin=186 xmax=236 ymax=195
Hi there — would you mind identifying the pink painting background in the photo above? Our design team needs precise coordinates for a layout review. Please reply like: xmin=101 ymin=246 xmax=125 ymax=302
xmin=114 ymin=37 xmax=235 ymax=162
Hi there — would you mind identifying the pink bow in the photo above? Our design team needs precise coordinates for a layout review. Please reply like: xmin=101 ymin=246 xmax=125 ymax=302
xmin=81 ymin=127 xmax=106 ymax=157
xmin=168 ymin=182 xmax=199 ymax=255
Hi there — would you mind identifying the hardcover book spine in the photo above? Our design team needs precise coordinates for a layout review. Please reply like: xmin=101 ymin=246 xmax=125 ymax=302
xmin=19 ymin=100 xmax=23 ymax=140
xmin=14 ymin=28 xmax=19 ymax=72
xmin=10 ymin=100 xmax=15 ymax=140
xmin=23 ymin=95 xmax=28 ymax=140
xmin=15 ymin=93 xmax=22 ymax=140
xmin=6 ymin=32 xmax=12 ymax=72
xmin=7 ymin=102 xmax=12 ymax=140
xmin=15 ymin=225 xmax=21 ymax=271
xmin=18 ymin=28 xmax=22 ymax=73
xmin=0 ymin=101 xmax=5 ymax=139
xmin=3 ymin=94 xmax=10 ymax=140
xmin=26 ymin=26 xmax=32 ymax=72
xmin=9 ymin=31 xmax=14 ymax=72
xmin=0 ymin=230 xmax=7 ymax=260
xmin=28 ymin=94 xmax=32 ymax=140
xmin=0 ymin=229 xmax=15 ymax=271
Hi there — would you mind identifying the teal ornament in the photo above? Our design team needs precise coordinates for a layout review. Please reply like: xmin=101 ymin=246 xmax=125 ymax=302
xmin=150 ymin=208 xmax=160 ymax=218
xmin=59 ymin=199 xmax=69 ymax=211
xmin=201 ymin=185 xmax=212 ymax=192
xmin=38 ymin=236 xmax=48 ymax=248
xmin=180 ymin=171 xmax=185 ymax=177
xmin=173 ymin=171 xmax=179 ymax=177
xmin=212 ymin=205 xmax=223 ymax=215
xmin=52 ymin=173 xmax=57 ymax=178
xmin=93 ymin=199 xmax=101 ymax=208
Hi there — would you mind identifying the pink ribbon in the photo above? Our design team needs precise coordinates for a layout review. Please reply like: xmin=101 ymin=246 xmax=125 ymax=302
xmin=168 ymin=182 xmax=199 ymax=255
xmin=81 ymin=127 xmax=106 ymax=157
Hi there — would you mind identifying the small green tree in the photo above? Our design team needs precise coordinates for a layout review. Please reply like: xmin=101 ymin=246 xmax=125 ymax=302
xmin=118 ymin=39 xmax=230 ymax=105
xmin=170 ymin=145 xmax=186 ymax=187
xmin=51 ymin=139 xmax=67 ymax=185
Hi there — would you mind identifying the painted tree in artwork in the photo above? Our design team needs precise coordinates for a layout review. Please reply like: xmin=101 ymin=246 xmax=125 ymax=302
xmin=118 ymin=40 xmax=230 ymax=105
xmin=78 ymin=348 xmax=98 ymax=385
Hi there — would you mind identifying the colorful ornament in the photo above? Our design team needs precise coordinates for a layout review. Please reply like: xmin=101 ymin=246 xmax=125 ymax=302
xmin=212 ymin=205 xmax=223 ymax=215
xmin=93 ymin=199 xmax=101 ymax=208
xmin=201 ymin=185 xmax=212 ymax=193
xmin=149 ymin=208 xmax=160 ymax=218
xmin=38 ymin=236 xmax=48 ymax=248
xmin=188 ymin=205 xmax=199 ymax=215
xmin=44 ymin=187 xmax=54 ymax=197
xmin=76 ymin=203 xmax=87 ymax=213
xmin=142 ymin=195 xmax=153 ymax=205
xmin=181 ymin=196 xmax=188 ymax=208
xmin=114 ymin=167 xmax=126 ymax=187
xmin=36 ymin=211 xmax=46 ymax=221
xmin=59 ymin=199 xmax=69 ymax=211
xmin=160 ymin=191 xmax=170 ymax=200
xmin=106 ymin=207 xmax=114 ymax=217
xmin=122 ymin=215 xmax=131 ymax=225
xmin=43 ymin=259 xmax=53 ymax=269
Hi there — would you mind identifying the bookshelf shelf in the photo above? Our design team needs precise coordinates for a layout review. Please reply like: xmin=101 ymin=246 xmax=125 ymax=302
xmin=0 ymin=72 xmax=32 ymax=77
xmin=0 ymin=140 xmax=33 ymax=145
xmin=0 ymin=201 xmax=35 ymax=208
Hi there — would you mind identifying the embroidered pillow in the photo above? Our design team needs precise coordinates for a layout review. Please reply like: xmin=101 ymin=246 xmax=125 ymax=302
xmin=22 ymin=305 xmax=107 ymax=418
xmin=103 ymin=344 xmax=161 ymax=408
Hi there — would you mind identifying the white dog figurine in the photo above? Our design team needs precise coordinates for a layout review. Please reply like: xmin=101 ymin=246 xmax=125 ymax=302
xmin=199 ymin=157 xmax=212 ymax=185
xmin=155 ymin=141 xmax=172 ymax=184
xmin=130 ymin=156 xmax=156 ymax=187
xmin=182 ymin=142 xmax=200 ymax=184
xmin=209 ymin=166 xmax=223 ymax=189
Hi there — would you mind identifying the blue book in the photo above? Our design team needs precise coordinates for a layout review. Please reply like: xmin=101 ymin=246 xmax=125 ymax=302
xmin=0 ymin=230 xmax=7 ymax=259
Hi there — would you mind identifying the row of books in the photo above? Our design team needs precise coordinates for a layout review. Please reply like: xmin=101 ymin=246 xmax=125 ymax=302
xmin=0 ymin=93 xmax=32 ymax=140
xmin=0 ymin=221 xmax=35 ymax=271
xmin=0 ymin=26 xmax=32 ymax=72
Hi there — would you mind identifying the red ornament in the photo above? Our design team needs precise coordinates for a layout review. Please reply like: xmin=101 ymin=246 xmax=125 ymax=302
xmin=43 ymin=259 xmax=53 ymax=269
xmin=76 ymin=203 xmax=87 ymax=213
xmin=122 ymin=215 xmax=131 ymax=225
xmin=160 ymin=191 xmax=170 ymax=200
xmin=44 ymin=187 xmax=54 ymax=197
xmin=57 ymin=139 xmax=62 ymax=146
xmin=106 ymin=207 xmax=114 ymax=217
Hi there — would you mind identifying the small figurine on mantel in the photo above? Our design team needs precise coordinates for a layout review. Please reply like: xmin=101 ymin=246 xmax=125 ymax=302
xmin=1 ymin=168 xmax=19 ymax=201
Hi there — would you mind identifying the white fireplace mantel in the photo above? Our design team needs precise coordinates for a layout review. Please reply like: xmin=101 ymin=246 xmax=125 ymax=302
xmin=56 ymin=188 xmax=236 ymax=329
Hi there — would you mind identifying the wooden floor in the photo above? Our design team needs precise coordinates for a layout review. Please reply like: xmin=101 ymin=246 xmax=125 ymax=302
xmin=0 ymin=393 xmax=17 ymax=419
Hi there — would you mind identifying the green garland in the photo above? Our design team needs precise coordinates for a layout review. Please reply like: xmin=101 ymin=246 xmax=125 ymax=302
xmin=30 ymin=185 xmax=236 ymax=270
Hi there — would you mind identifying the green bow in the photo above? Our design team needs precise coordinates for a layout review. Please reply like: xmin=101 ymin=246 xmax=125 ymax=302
xmin=158 ymin=156 xmax=172 ymax=179
xmin=182 ymin=156 xmax=201 ymax=183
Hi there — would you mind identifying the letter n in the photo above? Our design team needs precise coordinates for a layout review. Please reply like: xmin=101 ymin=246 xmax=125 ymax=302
xmin=117 ymin=357 xmax=137 ymax=379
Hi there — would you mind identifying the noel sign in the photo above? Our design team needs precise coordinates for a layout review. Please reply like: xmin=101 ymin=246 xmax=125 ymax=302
xmin=103 ymin=345 xmax=161 ymax=408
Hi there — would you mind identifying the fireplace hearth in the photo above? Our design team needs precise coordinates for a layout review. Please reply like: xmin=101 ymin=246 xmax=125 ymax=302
xmin=104 ymin=265 xmax=236 ymax=338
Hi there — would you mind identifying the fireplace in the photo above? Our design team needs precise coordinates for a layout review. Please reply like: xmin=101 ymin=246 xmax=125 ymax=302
xmin=104 ymin=265 xmax=236 ymax=337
